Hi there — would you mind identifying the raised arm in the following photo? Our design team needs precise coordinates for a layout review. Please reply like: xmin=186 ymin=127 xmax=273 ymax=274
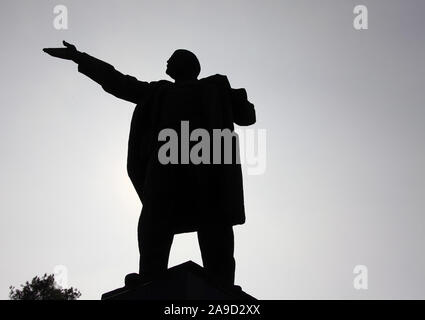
xmin=43 ymin=41 xmax=150 ymax=104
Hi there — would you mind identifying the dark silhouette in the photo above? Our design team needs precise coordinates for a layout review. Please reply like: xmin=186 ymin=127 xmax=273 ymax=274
xmin=102 ymin=261 xmax=255 ymax=300
xmin=43 ymin=41 xmax=256 ymax=287
xmin=9 ymin=273 xmax=81 ymax=300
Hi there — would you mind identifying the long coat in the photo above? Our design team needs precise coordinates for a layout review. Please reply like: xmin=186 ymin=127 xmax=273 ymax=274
xmin=77 ymin=53 xmax=256 ymax=233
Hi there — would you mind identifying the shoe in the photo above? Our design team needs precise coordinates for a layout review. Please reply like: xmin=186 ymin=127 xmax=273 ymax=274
xmin=232 ymin=284 xmax=243 ymax=292
xmin=124 ymin=273 xmax=143 ymax=288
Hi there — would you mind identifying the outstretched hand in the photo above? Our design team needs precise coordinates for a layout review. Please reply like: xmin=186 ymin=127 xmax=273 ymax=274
xmin=43 ymin=41 xmax=79 ymax=61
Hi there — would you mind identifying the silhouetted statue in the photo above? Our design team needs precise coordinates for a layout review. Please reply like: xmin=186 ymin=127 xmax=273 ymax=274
xmin=43 ymin=41 xmax=256 ymax=287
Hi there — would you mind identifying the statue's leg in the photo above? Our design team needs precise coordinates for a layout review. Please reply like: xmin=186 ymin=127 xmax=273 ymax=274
xmin=137 ymin=206 xmax=174 ymax=277
xmin=197 ymin=225 xmax=235 ymax=285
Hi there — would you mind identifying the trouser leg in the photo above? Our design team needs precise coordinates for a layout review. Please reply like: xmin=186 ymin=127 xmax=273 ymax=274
xmin=197 ymin=225 xmax=235 ymax=285
xmin=138 ymin=208 xmax=174 ymax=276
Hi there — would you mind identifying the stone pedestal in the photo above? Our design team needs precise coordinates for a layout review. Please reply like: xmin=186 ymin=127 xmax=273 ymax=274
xmin=101 ymin=261 xmax=255 ymax=300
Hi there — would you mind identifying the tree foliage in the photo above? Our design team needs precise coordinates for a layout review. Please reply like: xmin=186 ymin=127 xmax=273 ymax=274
xmin=9 ymin=273 xmax=81 ymax=300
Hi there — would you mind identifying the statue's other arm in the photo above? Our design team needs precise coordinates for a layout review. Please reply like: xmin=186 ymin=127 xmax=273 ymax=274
xmin=230 ymin=88 xmax=256 ymax=126
xmin=205 ymin=74 xmax=256 ymax=126
xmin=43 ymin=41 xmax=150 ymax=104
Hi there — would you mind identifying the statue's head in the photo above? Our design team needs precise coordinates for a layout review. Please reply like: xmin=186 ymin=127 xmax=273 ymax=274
xmin=166 ymin=49 xmax=201 ymax=82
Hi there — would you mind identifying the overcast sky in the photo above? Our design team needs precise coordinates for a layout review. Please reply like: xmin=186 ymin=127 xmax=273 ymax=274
xmin=1 ymin=0 xmax=424 ymax=299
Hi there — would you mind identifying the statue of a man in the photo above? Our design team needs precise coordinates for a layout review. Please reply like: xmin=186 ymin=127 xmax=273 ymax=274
xmin=44 ymin=41 xmax=256 ymax=287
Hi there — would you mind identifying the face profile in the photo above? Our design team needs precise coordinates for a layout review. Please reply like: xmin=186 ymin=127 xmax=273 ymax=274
xmin=166 ymin=49 xmax=201 ymax=81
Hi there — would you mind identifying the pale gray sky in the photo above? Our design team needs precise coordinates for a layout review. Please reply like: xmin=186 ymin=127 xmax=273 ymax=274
xmin=1 ymin=0 xmax=424 ymax=299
